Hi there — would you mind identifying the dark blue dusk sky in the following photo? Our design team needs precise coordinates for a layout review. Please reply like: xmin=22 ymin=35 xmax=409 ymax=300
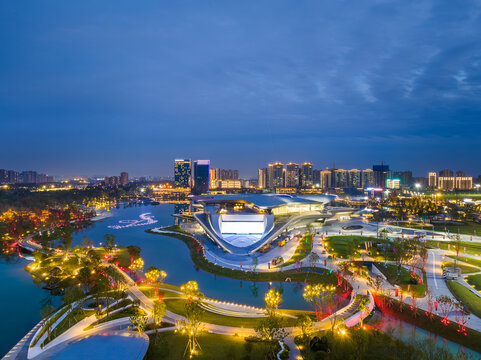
xmin=1 ymin=1 xmax=481 ymax=178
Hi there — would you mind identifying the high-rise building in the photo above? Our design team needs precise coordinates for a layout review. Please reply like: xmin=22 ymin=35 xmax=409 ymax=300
xmin=174 ymin=159 xmax=192 ymax=188
xmin=348 ymin=169 xmax=361 ymax=188
xmin=268 ymin=163 xmax=284 ymax=188
xmin=313 ymin=169 xmax=321 ymax=188
xmin=7 ymin=170 xmax=19 ymax=184
xmin=333 ymin=169 xmax=348 ymax=187
xmin=209 ymin=169 xmax=217 ymax=189
xmin=301 ymin=163 xmax=313 ymax=187
xmin=439 ymin=169 xmax=454 ymax=177
xmin=22 ymin=171 xmax=37 ymax=184
xmin=428 ymin=172 xmax=437 ymax=188
xmin=193 ymin=160 xmax=210 ymax=194
xmin=373 ymin=164 xmax=391 ymax=188
xmin=393 ymin=171 xmax=413 ymax=188
xmin=361 ymin=169 xmax=374 ymax=188
xmin=456 ymin=176 xmax=473 ymax=190
xmin=321 ymin=170 xmax=332 ymax=189
xmin=285 ymin=163 xmax=300 ymax=188
xmin=258 ymin=168 xmax=268 ymax=189
xmin=0 ymin=169 xmax=7 ymax=184
xmin=104 ymin=176 xmax=120 ymax=187
xmin=120 ymin=172 xmax=129 ymax=186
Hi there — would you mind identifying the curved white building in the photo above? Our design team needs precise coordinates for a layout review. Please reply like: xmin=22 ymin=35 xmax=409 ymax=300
xmin=191 ymin=194 xmax=335 ymax=254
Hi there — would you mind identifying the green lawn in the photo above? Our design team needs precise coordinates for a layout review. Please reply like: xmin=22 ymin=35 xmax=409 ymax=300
xmin=432 ymin=222 xmax=481 ymax=236
xmin=278 ymin=234 xmax=313 ymax=267
xmin=43 ymin=308 xmax=95 ymax=346
xmin=442 ymin=262 xmax=480 ymax=274
xmin=144 ymin=331 xmax=272 ymax=360
xmin=446 ymin=280 xmax=481 ymax=318
xmin=466 ymin=274 xmax=481 ymax=291
xmin=84 ymin=306 xmax=146 ymax=330
xmin=446 ymin=255 xmax=481 ymax=268
xmin=164 ymin=298 xmax=305 ymax=328
xmin=374 ymin=263 xmax=426 ymax=298
xmin=427 ymin=240 xmax=481 ymax=256
xmin=324 ymin=235 xmax=382 ymax=260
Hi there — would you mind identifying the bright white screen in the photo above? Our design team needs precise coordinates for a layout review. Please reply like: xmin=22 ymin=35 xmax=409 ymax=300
xmin=221 ymin=221 xmax=265 ymax=234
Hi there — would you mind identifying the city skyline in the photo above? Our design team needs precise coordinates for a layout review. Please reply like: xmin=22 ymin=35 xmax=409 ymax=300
xmin=2 ymin=1 xmax=481 ymax=176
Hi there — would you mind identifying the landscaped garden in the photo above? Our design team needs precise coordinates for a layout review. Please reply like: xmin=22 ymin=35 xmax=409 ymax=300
xmin=446 ymin=280 xmax=481 ymax=319
xmin=144 ymin=331 xmax=273 ymax=360
xmin=442 ymin=262 xmax=480 ymax=274
xmin=374 ymin=263 xmax=427 ymax=298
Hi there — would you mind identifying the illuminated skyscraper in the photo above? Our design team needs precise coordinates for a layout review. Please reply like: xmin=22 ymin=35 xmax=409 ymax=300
xmin=301 ymin=163 xmax=313 ymax=187
xmin=193 ymin=160 xmax=210 ymax=194
xmin=174 ymin=159 xmax=192 ymax=188
xmin=258 ymin=168 xmax=268 ymax=189
xmin=285 ymin=163 xmax=300 ymax=188
xmin=268 ymin=163 xmax=284 ymax=188
xmin=428 ymin=172 xmax=437 ymax=188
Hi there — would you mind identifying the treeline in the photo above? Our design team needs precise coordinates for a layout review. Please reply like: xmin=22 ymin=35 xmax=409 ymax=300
xmin=0 ymin=185 xmax=141 ymax=212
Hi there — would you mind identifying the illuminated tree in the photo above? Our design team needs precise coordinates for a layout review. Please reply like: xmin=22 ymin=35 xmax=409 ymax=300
xmin=303 ymin=284 xmax=336 ymax=320
xmin=153 ymin=300 xmax=167 ymax=343
xmin=179 ymin=281 xmax=204 ymax=357
xmin=264 ymin=288 xmax=282 ymax=316
xmin=130 ymin=257 xmax=144 ymax=274
xmin=145 ymin=266 xmax=161 ymax=283
xmin=356 ymin=296 xmax=370 ymax=328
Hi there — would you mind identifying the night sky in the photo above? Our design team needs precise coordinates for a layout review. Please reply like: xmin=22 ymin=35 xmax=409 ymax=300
xmin=1 ymin=1 xmax=481 ymax=178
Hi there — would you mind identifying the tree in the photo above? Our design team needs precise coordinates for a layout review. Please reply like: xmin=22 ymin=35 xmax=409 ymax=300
xmin=296 ymin=314 xmax=313 ymax=342
xmin=179 ymin=281 xmax=204 ymax=357
xmin=264 ymin=288 xmax=281 ymax=316
xmin=40 ymin=304 xmax=55 ymax=339
xmin=130 ymin=311 xmax=148 ymax=333
xmin=437 ymin=295 xmax=456 ymax=325
xmin=255 ymin=315 xmax=287 ymax=359
xmin=308 ymin=252 xmax=320 ymax=268
xmin=356 ymin=296 xmax=370 ymax=328
xmin=81 ymin=236 xmax=94 ymax=249
xmin=127 ymin=245 xmax=141 ymax=263
xmin=63 ymin=286 xmax=85 ymax=327
xmin=303 ymin=284 xmax=336 ymax=320
xmin=104 ymin=234 xmax=115 ymax=253
xmin=251 ymin=257 xmax=259 ymax=272
xmin=60 ymin=227 xmax=74 ymax=253
xmin=153 ymin=300 xmax=167 ymax=327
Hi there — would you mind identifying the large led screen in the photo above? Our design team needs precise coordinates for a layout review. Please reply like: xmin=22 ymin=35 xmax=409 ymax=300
xmin=220 ymin=221 xmax=265 ymax=235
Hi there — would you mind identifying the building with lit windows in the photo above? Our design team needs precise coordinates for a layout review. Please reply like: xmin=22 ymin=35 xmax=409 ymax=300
xmin=258 ymin=168 xmax=268 ymax=189
xmin=301 ymin=163 xmax=313 ymax=187
xmin=268 ymin=163 xmax=284 ymax=189
xmin=191 ymin=193 xmax=335 ymax=254
xmin=193 ymin=160 xmax=210 ymax=194
xmin=285 ymin=163 xmax=300 ymax=188
xmin=174 ymin=159 xmax=192 ymax=188
xmin=428 ymin=172 xmax=437 ymax=188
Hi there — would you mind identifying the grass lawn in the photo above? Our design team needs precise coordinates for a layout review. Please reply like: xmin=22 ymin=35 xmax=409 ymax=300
xmin=139 ymin=287 xmax=180 ymax=299
xmin=432 ymin=221 xmax=481 ymax=236
xmin=144 ymin=331 xmax=271 ymax=360
xmin=324 ymin=235 xmax=382 ymax=260
xmin=374 ymin=263 xmax=426 ymax=298
xmin=43 ymin=308 xmax=95 ymax=346
xmin=84 ymin=306 xmax=146 ymax=330
xmin=164 ymin=298 xmax=304 ymax=328
xmin=278 ymin=234 xmax=313 ymax=267
xmin=442 ymin=262 xmax=480 ymax=274
xmin=446 ymin=280 xmax=481 ymax=318
xmin=426 ymin=240 xmax=481 ymax=256
xmin=446 ymin=255 xmax=481 ymax=268
xmin=146 ymin=229 xmax=341 ymax=287
xmin=466 ymin=274 xmax=481 ymax=291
